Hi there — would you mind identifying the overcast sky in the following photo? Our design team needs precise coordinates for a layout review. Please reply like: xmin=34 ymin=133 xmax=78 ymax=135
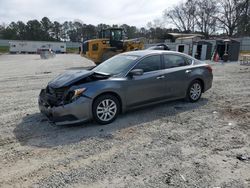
xmin=0 ymin=0 xmax=181 ymax=27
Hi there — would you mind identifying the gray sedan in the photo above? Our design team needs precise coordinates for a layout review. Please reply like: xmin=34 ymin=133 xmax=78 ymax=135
xmin=39 ymin=50 xmax=213 ymax=125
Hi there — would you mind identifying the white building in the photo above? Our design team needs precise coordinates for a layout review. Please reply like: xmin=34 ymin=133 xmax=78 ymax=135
xmin=175 ymin=35 xmax=203 ymax=55
xmin=9 ymin=40 xmax=66 ymax=53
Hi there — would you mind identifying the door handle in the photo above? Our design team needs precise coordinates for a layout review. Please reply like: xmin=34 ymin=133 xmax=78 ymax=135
xmin=185 ymin=70 xmax=192 ymax=73
xmin=156 ymin=75 xmax=165 ymax=79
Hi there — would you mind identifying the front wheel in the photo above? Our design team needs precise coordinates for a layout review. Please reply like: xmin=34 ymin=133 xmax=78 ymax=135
xmin=186 ymin=80 xmax=202 ymax=102
xmin=92 ymin=94 xmax=120 ymax=124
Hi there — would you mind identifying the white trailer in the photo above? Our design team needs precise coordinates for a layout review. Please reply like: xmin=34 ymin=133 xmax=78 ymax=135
xmin=9 ymin=41 xmax=66 ymax=53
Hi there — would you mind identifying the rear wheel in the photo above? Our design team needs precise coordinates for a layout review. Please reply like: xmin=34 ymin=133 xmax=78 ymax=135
xmin=92 ymin=94 xmax=120 ymax=124
xmin=186 ymin=80 xmax=202 ymax=102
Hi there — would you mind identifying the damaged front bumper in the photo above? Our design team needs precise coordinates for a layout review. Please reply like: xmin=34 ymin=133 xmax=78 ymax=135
xmin=38 ymin=89 xmax=92 ymax=125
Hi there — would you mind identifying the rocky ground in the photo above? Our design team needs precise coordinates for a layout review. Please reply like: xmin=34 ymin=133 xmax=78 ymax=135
xmin=0 ymin=54 xmax=249 ymax=188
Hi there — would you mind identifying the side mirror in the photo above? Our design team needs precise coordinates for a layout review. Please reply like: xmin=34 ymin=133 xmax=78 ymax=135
xmin=129 ymin=69 xmax=143 ymax=77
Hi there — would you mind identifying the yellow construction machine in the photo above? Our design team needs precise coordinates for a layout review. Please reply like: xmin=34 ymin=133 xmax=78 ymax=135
xmin=81 ymin=28 xmax=144 ymax=64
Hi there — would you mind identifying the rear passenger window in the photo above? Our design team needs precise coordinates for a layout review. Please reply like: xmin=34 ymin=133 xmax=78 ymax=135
xmin=186 ymin=58 xmax=193 ymax=65
xmin=163 ymin=55 xmax=191 ymax=69
xmin=134 ymin=55 xmax=161 ymax=73
xmin=193 ymin=60 xmax=203 ymax=65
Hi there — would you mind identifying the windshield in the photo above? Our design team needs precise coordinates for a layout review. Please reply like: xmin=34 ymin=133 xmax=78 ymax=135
xmin=111 ymin=30 xmax=123 ymax=41
xmin=93 ymin=55 xmax=139 ymax=75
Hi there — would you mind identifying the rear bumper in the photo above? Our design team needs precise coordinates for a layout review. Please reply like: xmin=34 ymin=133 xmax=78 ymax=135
xmin=38 ymin=91 xmax=92 ymax=125
xmin=204 ymin=74 xmax=213 ymax=92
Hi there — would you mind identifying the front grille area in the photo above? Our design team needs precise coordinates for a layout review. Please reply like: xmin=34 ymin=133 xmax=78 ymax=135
xmin=46 ymin=86 xmax=64 ymax=98
xmin=45 ymin=86 xmax=67 ymax=106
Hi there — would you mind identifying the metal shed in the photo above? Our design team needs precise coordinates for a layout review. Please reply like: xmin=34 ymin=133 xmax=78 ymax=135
xmin=192 ymin=41 xmax=213 ymax=60
xmin=214 ymin=39 xmax=240 ymax=61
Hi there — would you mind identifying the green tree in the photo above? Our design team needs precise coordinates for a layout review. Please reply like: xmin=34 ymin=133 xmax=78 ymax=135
xmin=16 ymin=21 xmax=27 ymax=40
xmin=237 ymin=0 xmax=250 ymax=36
xmin=51 ymin=21 xmax=61 ymax=41
xmin=1 ymin=22 xmax=18 ymax=39
xmin=97 ymin=23 xmax=110 ymax=31
xmin=61 ymin=21 xmax=69 ymax=41
xmin=25 ymin=20 xmax=43 ymax=40
xmin=40 ymin=17 xmax=53 ymax=40
xmin=120 ymin=24 xmax=138 ymax=38
xmin=67 ymin=21 xmax=78 ymax=42
xmin=84 ymin=24 xmax=97 ymax=39
xmin=0 ymin=24 xmax=4 ymax=38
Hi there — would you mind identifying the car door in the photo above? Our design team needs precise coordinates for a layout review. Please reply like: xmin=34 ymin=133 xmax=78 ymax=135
xmin=125 ymin=55 xmax=166 ymax=107
xmin=162 ymin=54 xmax=193 ymax=98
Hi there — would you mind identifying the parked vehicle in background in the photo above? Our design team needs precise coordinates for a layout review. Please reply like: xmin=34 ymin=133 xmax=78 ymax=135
xmin=40 ymin=49 xmax=56 ymax=59
xmin=81 ymin=28 xmax=144 ymax=65
xmin=147 ymin=44 xmax=170 ymax=50
xmin=39 ymin=50 xmax=213 ymax=125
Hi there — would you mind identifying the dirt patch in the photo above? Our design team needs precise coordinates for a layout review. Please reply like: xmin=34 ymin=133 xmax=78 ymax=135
xmin=221 ymin=105 xmax=250 ymax=125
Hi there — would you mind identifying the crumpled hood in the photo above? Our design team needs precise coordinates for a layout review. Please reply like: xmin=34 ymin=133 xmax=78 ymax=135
xmin=48 ymin=70 xmax=93 ymax=88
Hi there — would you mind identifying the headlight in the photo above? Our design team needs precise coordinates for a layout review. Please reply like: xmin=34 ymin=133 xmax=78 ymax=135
xmin=66 ymin=88 xmax=87 ymax=101
xmin=72 ymin=88 xmax=87 ymax=99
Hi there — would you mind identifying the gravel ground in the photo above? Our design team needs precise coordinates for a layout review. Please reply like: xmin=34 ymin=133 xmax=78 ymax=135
xmin=0 ymin=54 xmax=249 ymax=188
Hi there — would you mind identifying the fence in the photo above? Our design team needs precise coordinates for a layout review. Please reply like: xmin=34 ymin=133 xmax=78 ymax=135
xmin=0 ymin=39 xmax=10 ymax=47
xmin=238 ymin=37 xmax=250 ymax=52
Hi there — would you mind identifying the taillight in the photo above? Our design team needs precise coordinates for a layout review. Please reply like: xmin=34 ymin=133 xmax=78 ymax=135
xmin=206 ymin=65 xmax=212 ymax=73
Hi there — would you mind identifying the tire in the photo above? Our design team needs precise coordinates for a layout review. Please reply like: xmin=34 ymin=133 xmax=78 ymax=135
xmin=186 ymin=80 xmax=202 ymax=102
xmin=92 ymin=94 xmax=120 ymax=125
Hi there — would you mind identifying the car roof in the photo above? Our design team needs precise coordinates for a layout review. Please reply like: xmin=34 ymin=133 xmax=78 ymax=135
xmin=122 ymin=50 xmax=190 ymax=57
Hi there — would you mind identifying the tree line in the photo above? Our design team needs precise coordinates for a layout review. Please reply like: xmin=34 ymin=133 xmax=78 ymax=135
xmin=0 ymin=0 xmax=249 ymax=42
xmin=0 ymin=17 xmax=178 ymax=42
xmin=163 ymin=0 xmax=250 ymax=38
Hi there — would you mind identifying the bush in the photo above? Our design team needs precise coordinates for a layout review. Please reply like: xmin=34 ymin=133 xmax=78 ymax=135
xmin=0 ymin=46 xmax=9 ymax=53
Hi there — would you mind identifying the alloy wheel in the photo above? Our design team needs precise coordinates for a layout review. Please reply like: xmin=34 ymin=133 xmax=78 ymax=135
xmin=190 ymin=83 xmax=202 ymax=101
xmin=96 ymin=99 xmax=117 ymax=122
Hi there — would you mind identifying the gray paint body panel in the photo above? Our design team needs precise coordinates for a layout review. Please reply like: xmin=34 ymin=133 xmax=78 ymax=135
xmin=39 ymin=50 xmax=213 ymax=125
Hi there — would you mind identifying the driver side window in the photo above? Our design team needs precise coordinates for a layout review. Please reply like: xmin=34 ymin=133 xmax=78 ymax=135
xmin=134 ymin=55 xmax=161 ymax=73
